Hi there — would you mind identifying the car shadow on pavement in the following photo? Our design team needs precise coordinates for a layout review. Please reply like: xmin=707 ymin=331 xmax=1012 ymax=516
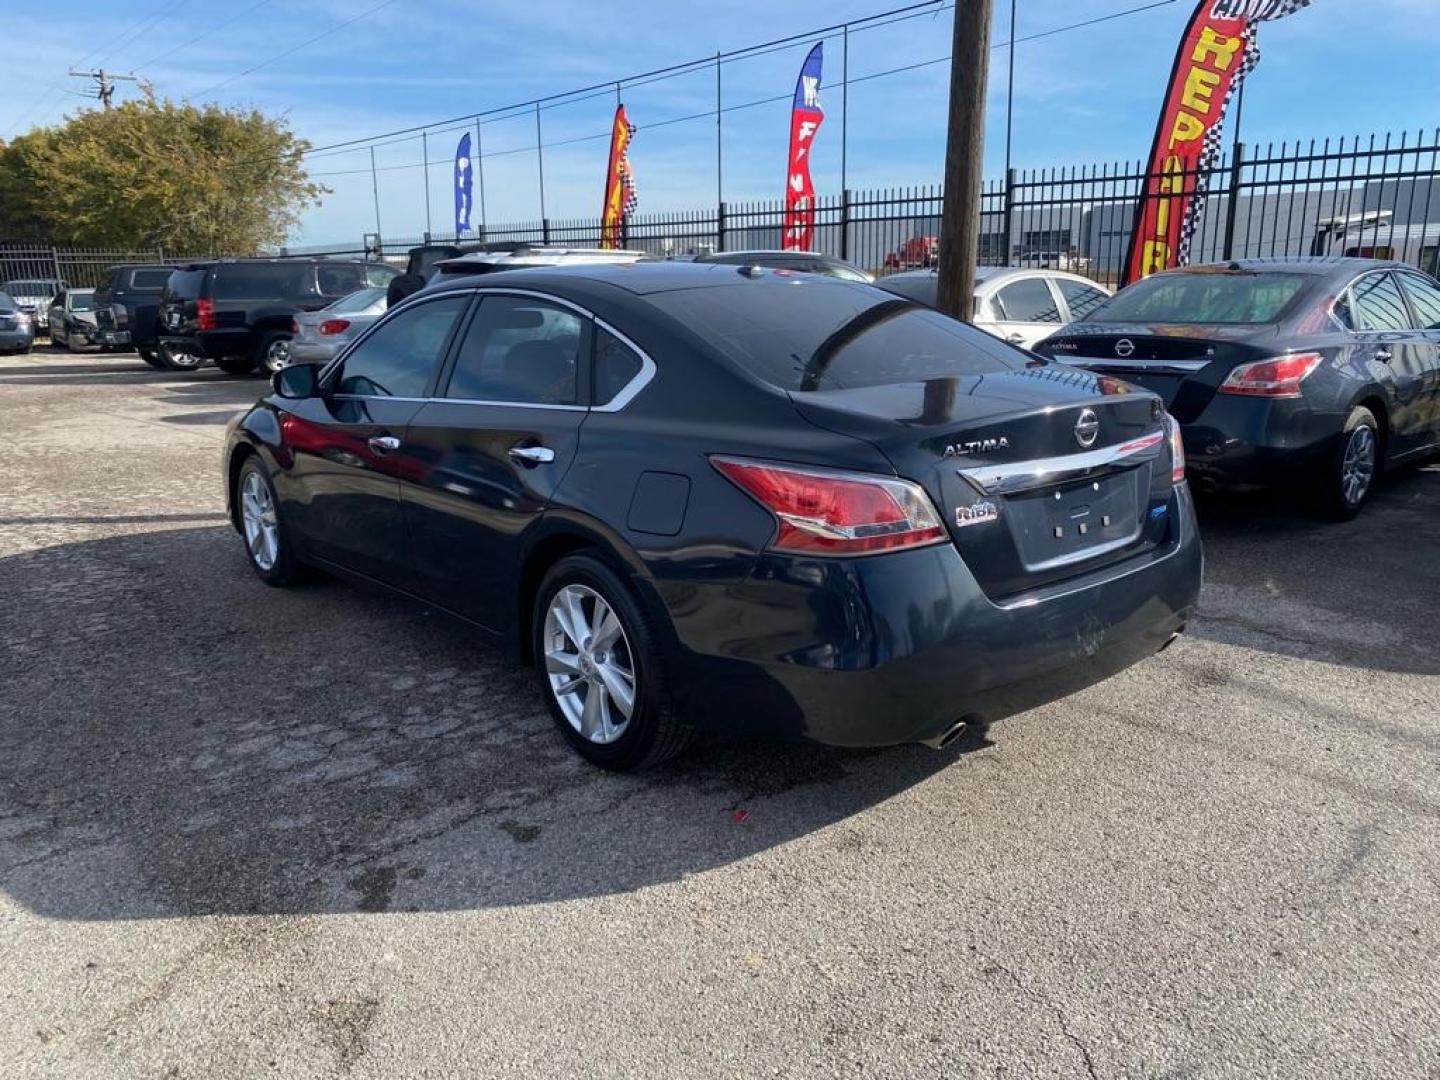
xmin=1186 ymin=461 xmax=1439 ymax=676
xmin=0 ymin=526 xmax=974 ymax=921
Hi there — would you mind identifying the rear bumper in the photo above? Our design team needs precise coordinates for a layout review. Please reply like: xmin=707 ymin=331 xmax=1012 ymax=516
xmin=290 ymin=340 xmax=340 ymax=363
xmin=662 ymin=484 xmax=1203 ymax=747
xmin=1180 ymin=395 xmax=1341 ymax=491
xmin=161 ymin=330 xmax=255 ymax=359
xmin=0 ymin=328 xmax=35 ymax=349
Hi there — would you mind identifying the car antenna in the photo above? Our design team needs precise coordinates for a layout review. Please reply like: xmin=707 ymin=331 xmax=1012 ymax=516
xmin=739 ymin=264 xmax=764 ymax=278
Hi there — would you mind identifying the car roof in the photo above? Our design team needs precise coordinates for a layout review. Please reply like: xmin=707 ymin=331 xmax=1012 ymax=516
xmin=1161 ymin=256 xmax=1414 ymax=277
xmin=424 ymin=259 xmax=864 ymax=298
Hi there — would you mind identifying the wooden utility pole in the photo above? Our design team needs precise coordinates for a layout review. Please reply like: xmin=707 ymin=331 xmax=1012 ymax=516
xmin=68 ymin=69 xmax=139 ymax=110
xmin=935 ymin=0 xmax=993 ymax=320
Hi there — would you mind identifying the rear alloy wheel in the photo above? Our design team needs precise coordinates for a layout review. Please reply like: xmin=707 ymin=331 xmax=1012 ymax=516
xmin=1320 ymin=406 xmax=1380 ymax=521
xmin=236 ymin=458 xmax=303 ymax=586
xmin=256 ymin=332 xmax=292 ymax=375
xmin=158 ymin=340 xmax=202 ymax=371
xmin=533 ymin=554 xmax=692 ymax=770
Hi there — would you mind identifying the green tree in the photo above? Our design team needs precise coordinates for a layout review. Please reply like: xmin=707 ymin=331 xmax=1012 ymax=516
xmin=0 ymin=93 xmax=325 ymax=252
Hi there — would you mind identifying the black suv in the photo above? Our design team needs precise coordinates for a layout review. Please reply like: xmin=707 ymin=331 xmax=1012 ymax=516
xmin=158 ymin=258 xmax=399 ymax=375
xmin=93 ymin=263 xmax=176 ymax=368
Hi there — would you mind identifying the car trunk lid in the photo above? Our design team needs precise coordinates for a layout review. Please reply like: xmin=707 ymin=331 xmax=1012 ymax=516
xmin=1037 ymin=323 xmax=1279 ymax=422
xmin=790 ymin=366 xmax=1179 ymax=598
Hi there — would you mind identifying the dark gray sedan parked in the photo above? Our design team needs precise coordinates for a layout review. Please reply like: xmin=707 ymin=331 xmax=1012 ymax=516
xmin=0 ymin=292 xmax=36 ymax=354
xmin=1033 ymin=258 xmax=1440 ymax=519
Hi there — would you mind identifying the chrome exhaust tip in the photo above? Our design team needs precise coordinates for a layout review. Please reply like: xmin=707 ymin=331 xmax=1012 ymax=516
xmin=921 ymin=719 xmax=970 ymax=750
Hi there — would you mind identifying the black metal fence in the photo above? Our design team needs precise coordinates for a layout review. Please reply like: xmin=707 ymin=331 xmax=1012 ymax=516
xmin=9 ymin=129 xmax=1439 ymax=291
xmin=0 ymin=245 xmax=209 ymax=290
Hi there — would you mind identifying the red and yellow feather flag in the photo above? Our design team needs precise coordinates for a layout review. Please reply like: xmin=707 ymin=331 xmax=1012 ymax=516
xmin=600 ymin=105 xmax=637 ymax=249
xmin=1123 ymin=0 xmax=1310 ymax=285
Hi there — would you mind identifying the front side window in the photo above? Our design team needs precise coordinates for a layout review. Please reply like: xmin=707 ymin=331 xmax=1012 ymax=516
xmin=335 ymin=295 xmax=468 ymax=398
xmin=445 ymin=295 xmax=584 ymax=405
xmin=1397 ymin=271 xmax=1440 ymax=330
xmin=995 ymin=278 xmax=1061 ymax=323
xmin=1057 ymin=279 xmax=1108 ymax=320
xmin=1350 ymin=273 xmax=1410 ymax=332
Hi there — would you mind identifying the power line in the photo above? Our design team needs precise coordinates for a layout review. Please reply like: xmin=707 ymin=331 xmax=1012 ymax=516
xmin=308 ymin=1 xmax=1180 ymax=181
xmin=131 ymin=0 xmax=277 ymax=74
xmin=190 ymin=0 xmax=404 ymax=98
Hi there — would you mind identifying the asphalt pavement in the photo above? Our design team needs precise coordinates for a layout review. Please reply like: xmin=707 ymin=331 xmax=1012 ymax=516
xmin=1 ymin=346 xmax=1437 ymax=1079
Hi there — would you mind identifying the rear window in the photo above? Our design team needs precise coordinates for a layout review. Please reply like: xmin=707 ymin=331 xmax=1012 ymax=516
xmin=650 ymin=281 xmax=1024 ymax=392
xmin=128 ymin=268 xmax=172 ymax=290
xmin=325 ymin=287 xmax=387 ymax=313
xmin=1091 ymin=271 xmax=1310 ymax=325
xmin=211 ymin=264 xmax=310 ymax=301
xmin=164 ymin=268 xmax=209 ymax=299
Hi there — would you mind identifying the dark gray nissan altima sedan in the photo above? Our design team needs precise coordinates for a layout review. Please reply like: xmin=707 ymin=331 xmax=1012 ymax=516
xmin=224 ymin=262 xmax=1202 ymax=769
xmin=1034 ymin=258 xmax=1440 ymax=519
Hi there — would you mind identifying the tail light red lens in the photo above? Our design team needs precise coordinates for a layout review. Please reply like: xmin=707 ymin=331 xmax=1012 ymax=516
xmin=319 ymin=319 xmax=351 ymax=335
xmin=195 ymin=298 xmax=215 ymax=331
xmin=289 ymin=318 xmax=299 ymax=334
xmin=711 ymin=456 xmax=946 ymax=555
xmin=1164 ymin=412 xmax=1186 ymax=484
xmin=1218 ymin=352 xmax=1323 ymax=397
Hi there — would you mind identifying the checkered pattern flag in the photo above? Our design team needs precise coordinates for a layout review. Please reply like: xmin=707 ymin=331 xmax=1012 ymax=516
xmin=619 ymin=120 xmax=638 ymax=218
xmin=1177 ymin=0 xmax=1311 ymax=264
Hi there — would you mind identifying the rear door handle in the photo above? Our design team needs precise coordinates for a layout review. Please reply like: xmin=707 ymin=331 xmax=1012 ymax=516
xmin=368 ymin=435 xmax=401 ymax=453
xmin=508 ymin=445 xmax=555 ymax=465
xmin=1006 ymin=333 xmax=1026 ymax=344
xmin=1374 ymin=347 xmax=1393 ymax=362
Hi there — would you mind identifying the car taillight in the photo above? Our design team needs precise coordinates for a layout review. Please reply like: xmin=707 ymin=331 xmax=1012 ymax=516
xmin=319 ymin=319 xmax=351 ymax=335
xmin=711 ymin=456 xmax=946 ymax=555
xmin=290 ymin=317 xmax=299 ymax=334
xmin=1164 ymin=412 xmax=1186 ymax=484
xmin=196 ymin=298 xmax=215 ymax=331
xmin=1218 ymin=352 xmax=1322 ymax=398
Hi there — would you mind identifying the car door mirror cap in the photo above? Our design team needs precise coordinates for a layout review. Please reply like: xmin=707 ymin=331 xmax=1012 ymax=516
xmin=272 ymin=362 xmax=322 ymax=400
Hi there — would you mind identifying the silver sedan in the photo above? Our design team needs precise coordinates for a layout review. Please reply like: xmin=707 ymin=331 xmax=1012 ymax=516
xmin=290 ymin=287 xmax=387 ymax=364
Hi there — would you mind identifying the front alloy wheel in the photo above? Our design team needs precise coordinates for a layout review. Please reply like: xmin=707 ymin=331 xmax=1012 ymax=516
xmin=240 ymin=469 xmax=279 ymax=572
xmin=543 ymin=584 xmax=637 ymax=745
xmin=260 ymin=335 xmax=292 ymax=374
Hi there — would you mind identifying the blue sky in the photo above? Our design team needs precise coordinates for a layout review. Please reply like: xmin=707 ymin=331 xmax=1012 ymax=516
xmin=2 ymin=0 xmax=1437 ymax=245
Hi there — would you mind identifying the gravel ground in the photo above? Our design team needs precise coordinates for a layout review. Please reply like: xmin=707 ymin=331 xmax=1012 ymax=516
xmin=1 ymin=346 xmax=1437 ymax=1079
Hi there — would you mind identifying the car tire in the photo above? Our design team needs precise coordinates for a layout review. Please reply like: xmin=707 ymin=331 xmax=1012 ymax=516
xmin=157 ymin=340 xmax=202 ymax=371
xmin=1318 ymin=406 xmax=1380 ymax=521
xmin=216 ymin=354 xmax=257 ymax=376
xmin=236 ymin=456 xmax=304 ymax=586
xmin=532 ymin=553 xmax=694 ymax=771
xmin=256 ymin=332 xmax=292 ymax=375
xmin=137 ymin=348 xmax=165 ymax=369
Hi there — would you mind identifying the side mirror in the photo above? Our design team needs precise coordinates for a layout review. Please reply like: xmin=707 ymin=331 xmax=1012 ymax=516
xmin=271 ymin=362 xmax=321 ymax=399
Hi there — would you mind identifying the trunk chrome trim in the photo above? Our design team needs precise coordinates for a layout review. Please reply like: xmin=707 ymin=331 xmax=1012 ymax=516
xmin=957 ymin=431 xmax=1166 ymax=496
xmin=1053 ymin=356 xmax=1211 ymax=373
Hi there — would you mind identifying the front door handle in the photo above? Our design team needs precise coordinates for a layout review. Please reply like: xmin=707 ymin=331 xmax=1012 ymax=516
xmin=368 ymin=435 xmax=401 ymax=453
xmin=1374 ymin=346 xmax=1393 ymax=362
xmin=508 ymin=445 xmax=555 ymax=465
xmin=1007 ymin=332 xmax=1026 ymax=344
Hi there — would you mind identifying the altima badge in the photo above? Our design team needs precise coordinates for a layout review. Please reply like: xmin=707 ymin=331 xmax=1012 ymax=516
xmin=955 ymin=500 xmax=1000 ymax=528
xmin=943 ymin=436 xmax=1009 ymax=458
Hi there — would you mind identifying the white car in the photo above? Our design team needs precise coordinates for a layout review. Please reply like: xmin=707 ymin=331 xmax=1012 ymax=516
xmin=877 ymin=266 xmax=1112 ymax=349
xmin=290 ymin=286 xmax=388 ymax=364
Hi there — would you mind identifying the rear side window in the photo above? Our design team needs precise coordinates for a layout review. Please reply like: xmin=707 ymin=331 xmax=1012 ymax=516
xmin=652 ymin=282 xmax=1023 ymax=393
xmin=211 ymin=264 xmax=309 ymax=301
xmin=445 ymin=295 xmax=584 ymax=405
xmin=995 ymin=278 xmax=1061 ymax=323
xmin=594 ymin=327 xmax=643 ymax=405
xmin=1056 ymin=279 xmax=1109 ymax=320
xmin=1397 ymin=271 xmax=1440 ymax=330
xmin=316 ymin=264 xmax=368 ymax=296
xmin=129 ymin=268 xmax=172 ymax=290
xmin=336 ymin=296 xmax=468 ymax=398
xmin=165 ymin=268 xmax=208 ymax=299
xmin=1350 ymin=273 xmax=1410 ymax=332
